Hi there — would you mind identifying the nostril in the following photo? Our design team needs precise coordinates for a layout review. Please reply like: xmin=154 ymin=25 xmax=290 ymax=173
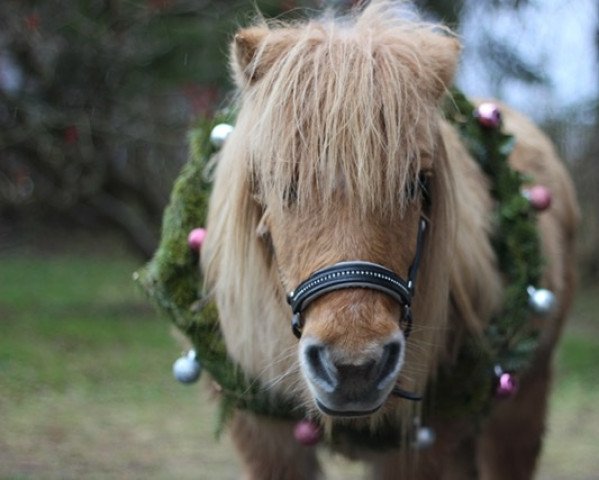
xmin=304 ymin=344 xmax=337 ymax=392
xmin=376 ymin=341 xmax=402 ymax=389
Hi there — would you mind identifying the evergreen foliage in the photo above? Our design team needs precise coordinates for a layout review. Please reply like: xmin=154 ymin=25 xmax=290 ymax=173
xmin=136 ymin=91 xmax=545 ymax=444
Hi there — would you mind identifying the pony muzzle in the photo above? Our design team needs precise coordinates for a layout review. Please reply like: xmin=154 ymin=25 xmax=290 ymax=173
xmin=300 ymin=333 xmax=406 ymax=417
xmin=286 ymin=218 xmax=428 ymax=412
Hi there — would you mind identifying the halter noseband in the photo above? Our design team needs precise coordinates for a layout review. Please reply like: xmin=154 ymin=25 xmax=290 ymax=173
xmin=286 ymin=216 xmax=428 ymax=339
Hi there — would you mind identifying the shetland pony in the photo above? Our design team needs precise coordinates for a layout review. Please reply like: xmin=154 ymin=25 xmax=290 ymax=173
xmin=201 ymin=2 xmax=579 ymax=478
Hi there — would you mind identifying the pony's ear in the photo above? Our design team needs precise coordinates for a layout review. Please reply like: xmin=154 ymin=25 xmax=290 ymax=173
xmin=418 ymin=33 xmax=461 ymax=100
xmin=231 ymin=26 xmax=297 ymax=87
xmin=232 ymin=27 xmax=269 ymax=84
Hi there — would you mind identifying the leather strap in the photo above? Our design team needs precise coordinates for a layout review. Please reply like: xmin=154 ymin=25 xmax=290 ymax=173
xmin=287 ymin=217 xmax=427 ymax=338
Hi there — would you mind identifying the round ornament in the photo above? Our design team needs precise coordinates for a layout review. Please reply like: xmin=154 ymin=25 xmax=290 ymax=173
xmin=293 ymin=419 xmax=322 ymax=446
xmin=522 ymin=185 xmax=552 ymax=211
xmin=414 ymin=426 xmax=436 ymax=449
xmin=495 ymin=372 xmax=518 ymax=398
xmin=474 ymin=102 xmax=502 ymax=129
xmin=210 ymin=123 xmax=234 ymax=149
xmin=173 ymin=349 xmax=202 ymax=384
xmin=188 ymin=227 xmax=207 ymax=251
xmin=527 ymin=286 xmax=557 ymax=316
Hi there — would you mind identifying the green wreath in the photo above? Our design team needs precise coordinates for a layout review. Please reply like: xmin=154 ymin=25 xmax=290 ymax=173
xmin=135 ymin=90 xmax=545 ymax=448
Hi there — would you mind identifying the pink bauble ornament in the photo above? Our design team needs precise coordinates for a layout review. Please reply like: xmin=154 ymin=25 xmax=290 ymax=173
xmin=187 ymin=228 xmax=206 ymax=251
xmin=495 ymin=372 xmax=519 ymax=398
xmin=475 ymin=102 xmax=502 ymax=129
xmin=293 ymin=419 xmax=322 ymax=446
xmin=523 ymin=185 xmax=552 ymax=211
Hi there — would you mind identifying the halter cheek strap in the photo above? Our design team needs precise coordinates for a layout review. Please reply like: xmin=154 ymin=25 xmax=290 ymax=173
xmin=286 ymin=216 xmax=428 ymax=339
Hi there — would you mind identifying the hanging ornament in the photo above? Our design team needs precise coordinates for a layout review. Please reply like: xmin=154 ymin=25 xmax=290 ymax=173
xmin=414 ymin=426 xmax=436 ymax=449
xmin=411 ymin=416 xmax=435 ymax=449
xmin=210 ymin=123 xmax=234 ymax=149
xmin=494 ymin=365 xmax=519 ymax=398
xmin=187 ymin=227 xmax=206 ymax=251
xmin=522 ymin=185 xmax=552 ymax=212
xmin=527 ymin=286 xmax=557 ymax=316
xmin=173 ymin=349 xmax=202 ymax=384
xmin=474 ymin=102 xmax=502 ymax=129
xmin=293 ymin=419 xmax=322 ymax=446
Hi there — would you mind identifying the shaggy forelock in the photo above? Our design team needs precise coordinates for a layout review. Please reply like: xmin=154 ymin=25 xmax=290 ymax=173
xmin=238 ymin=5 xmax=448 ymax=216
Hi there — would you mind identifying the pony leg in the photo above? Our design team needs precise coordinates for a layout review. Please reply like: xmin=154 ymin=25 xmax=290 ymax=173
xmin=478 ymin=361 xmax=552 ymax=480
xmin=229 ymin=410 xmax=322 ymax=480
xmin=368 ymin=421 xmax=480 ymax=480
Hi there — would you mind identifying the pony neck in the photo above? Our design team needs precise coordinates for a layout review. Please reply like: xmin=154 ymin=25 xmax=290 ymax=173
xmin=443 ymin=120 xmax=504 ymax=339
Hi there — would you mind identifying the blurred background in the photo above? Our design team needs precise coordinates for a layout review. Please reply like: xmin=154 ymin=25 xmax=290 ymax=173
xmin=1 ymin=0 xmax=597 ymax=479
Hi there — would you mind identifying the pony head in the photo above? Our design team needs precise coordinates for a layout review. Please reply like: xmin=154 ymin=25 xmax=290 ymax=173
xmin=203 ymin=3 xmax=461 ymax=418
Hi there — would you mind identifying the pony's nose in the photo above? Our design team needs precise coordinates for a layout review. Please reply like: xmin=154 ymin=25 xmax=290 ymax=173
xmin=302 ymin=340 xmax=402 ymax=397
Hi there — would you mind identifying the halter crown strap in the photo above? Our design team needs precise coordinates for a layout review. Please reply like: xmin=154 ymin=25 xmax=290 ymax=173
xmin=287 ymin=216 xmax=427 ymax=339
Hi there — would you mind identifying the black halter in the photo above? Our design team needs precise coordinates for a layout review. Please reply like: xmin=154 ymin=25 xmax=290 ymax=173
xmin=286 ymin=216 xmax=428 ymax=339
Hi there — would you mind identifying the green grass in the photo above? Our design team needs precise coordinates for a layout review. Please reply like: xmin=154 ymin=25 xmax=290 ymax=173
xmin=0 ymin=257 xmax=164 ymax=397
xmin=0 ymin=253 xmax=239 ymax=480
xmin=0 ymin=252 xmax=597 ymax=479
xmin=536 ymin=286 xmax=599 ymax=480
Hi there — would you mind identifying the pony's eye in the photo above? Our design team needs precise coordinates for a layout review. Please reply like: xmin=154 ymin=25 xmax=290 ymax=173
xmin=283 ymin=182 xmax=298 ymax=206
xmin=407 ymin=172 xmax=431 ymax=203
xmin=419 ymin=172 xmax=432 ymax=204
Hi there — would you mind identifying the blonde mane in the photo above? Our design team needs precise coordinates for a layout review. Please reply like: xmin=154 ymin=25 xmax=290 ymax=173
xmin=202 ymin=1 xmax=503 ymax=411
xmin=240 ymin=5 xmax=457 ymax=217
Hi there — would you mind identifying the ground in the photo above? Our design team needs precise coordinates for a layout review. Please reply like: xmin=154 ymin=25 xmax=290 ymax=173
xmin=0 ymin=250 xmax=597 ymax=479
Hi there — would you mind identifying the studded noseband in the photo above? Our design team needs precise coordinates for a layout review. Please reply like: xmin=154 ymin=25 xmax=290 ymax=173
xmin=286 ymin=216 xmax=428 ymax=340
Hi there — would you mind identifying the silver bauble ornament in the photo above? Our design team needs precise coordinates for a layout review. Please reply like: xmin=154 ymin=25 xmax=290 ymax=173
xmin=412 ymin=416 xmax=436 ymax=449
xmin=210 ymin=123 xmax=234 ymax=149
xmin=415 ymin=427 xmax=436 ymax=449
xmin=173 ymin=349 xmax=201 ymax=384
xmin=527 ymin=286 xmax=557 ymax=316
